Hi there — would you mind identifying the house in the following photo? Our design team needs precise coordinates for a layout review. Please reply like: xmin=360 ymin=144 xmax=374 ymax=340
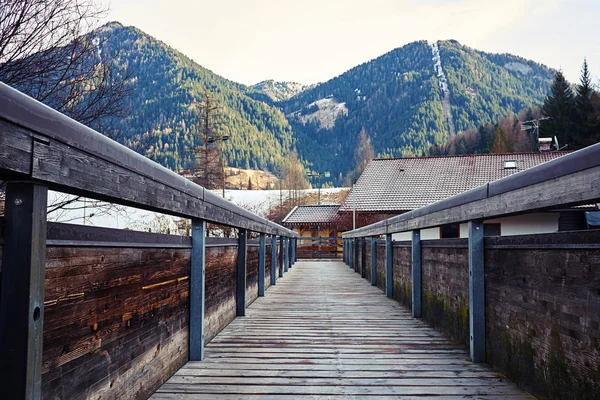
xmin=338 ymin=152 xmax=595 ymax=240
xmin=282 ymin=205 xmax=341 ymax=257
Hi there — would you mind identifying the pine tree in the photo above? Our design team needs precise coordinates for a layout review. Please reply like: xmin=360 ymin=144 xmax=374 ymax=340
xmin=541 ymin=71 xmax=576 ymax=148
xmin=574 ymin=59 xmax=598 ymax=148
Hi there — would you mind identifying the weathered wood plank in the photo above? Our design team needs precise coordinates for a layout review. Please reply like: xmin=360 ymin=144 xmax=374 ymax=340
xmin=153 ymin=261 xmax=535 ymax=399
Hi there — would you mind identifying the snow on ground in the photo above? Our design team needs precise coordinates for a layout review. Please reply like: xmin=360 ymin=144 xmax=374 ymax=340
xmin=46 ymin=188 xmax=348 ymax=231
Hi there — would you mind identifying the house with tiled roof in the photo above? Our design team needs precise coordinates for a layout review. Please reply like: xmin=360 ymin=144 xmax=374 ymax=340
xmin=282 ymin=205 xmax=342 ymax=258
xmin=339 ymin=152 xmax=595 ymax=239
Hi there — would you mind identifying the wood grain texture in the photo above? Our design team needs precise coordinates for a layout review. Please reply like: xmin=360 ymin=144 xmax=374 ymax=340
xmin=153 ymin=261 xmax=535 ymax=399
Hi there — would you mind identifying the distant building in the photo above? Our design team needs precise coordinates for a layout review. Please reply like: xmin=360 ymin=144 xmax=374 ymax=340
xmin=282 ymin=205 xmax=341 ymax=257
xmin=338 ymin=152 xmax=595 ymax=239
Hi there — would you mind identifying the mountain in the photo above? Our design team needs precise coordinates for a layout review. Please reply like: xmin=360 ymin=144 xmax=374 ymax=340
xmin=252 ymin=80 xmax=314 ymax=102
xmin=89 ymin=22 xmax=296 ymax=173
xmin=6 ymin=22 xmax=555 ymax=184
xmin=279 ymin=40 xmax=554 ymax=179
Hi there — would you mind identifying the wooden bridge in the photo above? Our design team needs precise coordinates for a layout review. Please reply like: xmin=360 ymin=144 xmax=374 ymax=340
xmin=154 ymin=260 xmax=534 ymax=399
xmin=1 ymin=81 xmax=599 ymax=400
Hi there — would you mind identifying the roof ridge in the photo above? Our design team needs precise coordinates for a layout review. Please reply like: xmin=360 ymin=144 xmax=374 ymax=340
xmin=372 ymin=151 xmax=572 ymax=161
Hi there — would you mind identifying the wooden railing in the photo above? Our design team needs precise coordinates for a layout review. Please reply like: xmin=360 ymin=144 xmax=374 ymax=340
xmin=342 ymin=143 xmax=600 ymax=399
xmin=0 ymin=82 xmax=297 ymax=399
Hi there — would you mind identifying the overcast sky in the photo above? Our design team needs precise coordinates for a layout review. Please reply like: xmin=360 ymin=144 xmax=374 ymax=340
xmin=103 ymin=0 xmax=599 ymax=86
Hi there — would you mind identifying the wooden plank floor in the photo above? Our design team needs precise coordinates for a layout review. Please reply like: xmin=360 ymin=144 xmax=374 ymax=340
xmin=153 ymin=261 xmax=536 ymax=400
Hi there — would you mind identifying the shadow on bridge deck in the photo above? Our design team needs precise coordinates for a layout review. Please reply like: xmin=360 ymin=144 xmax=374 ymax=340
xmin=153 ymin=260 xmax=535 ymax=399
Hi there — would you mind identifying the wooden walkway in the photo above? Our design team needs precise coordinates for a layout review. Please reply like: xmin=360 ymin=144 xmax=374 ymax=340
xmin=153 ymin=261 xmax=535 ymax=399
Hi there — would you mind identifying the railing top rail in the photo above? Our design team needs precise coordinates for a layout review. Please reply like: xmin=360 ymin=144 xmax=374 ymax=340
xmin=343 ymin=143 xmax=600 ymax=238
xmin=0 ymin=82 xmax=295 ymax=237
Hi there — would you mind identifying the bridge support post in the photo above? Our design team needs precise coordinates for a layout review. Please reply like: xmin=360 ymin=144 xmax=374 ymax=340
xmin=361 ymin=238 xmax=367 ymax=278
xmin=190 ymin=218 xmax=206 ymax=361
xmin=344 ymin=239 xmax=348 ymax=265
xmin=354 ymin=238 xmax=359 ymax=273
xmin=271 ymin=236 xmax=277 ymax=285
xmin=0 ymin=182 xmax=48 ymax=399
xmin=412 ymin=230 xmax=422 ymax=318
xmin=258 ymin=233 xmax=266 ymax=297
xmin=371 ymin=237 xmax=377 ymax=286
xmin=236 ymin=229 xmax=247 ymax=316
xmin=284 ymin=238 xmax=289 ymax=272
xmin=469 ymin=220 xmax=485 ymax=363
xmin=279 ymin=237 xmax=284 ymax=277
xmin=348 ymin=240 xmax=352 ymax=269
xmin=343 ymin=239 xmax=347 ymax=264
xmin=386 ymin=233 xmax=393 ymax=298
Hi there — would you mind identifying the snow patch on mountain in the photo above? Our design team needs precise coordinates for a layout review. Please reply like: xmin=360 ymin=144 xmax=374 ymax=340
xmin=292 ymin=98 xmax=348 ymax=130
xmin=504 ymin=62 xmax=533 ymax=75
xmin=429 ymin=40 xmax=456 ymax=136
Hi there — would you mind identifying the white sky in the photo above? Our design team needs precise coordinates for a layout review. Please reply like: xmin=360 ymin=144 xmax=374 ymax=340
xmin=103 ymin=0 xmax=599 ymax=86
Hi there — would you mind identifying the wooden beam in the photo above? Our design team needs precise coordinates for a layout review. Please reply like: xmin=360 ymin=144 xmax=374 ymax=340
xmin=468 ymin=220 xmax=485 ymax=363
xmin=236 ymin=229 xmax=247 ymax=317
xmin=343 ymin=144 xmax=600 ymax=238
xmin=353 ymin=238 xmax=359 ymax=273
xmin=0 ymin=182 xmax=48 ymax=399
xmin=386 ymin=234 xmax=393 ymax=298
xmin=283 ymin=238 xmax=289 ymax=273
xmin=412 ymin=230 xmax=422 ymax=318
xmin=189 ymin=219 xmax=206 ymax=361
xmin=258 ymin=233 xmax=266 ymax=296
xmin=0 ymin=83 xmax=296 ymax=238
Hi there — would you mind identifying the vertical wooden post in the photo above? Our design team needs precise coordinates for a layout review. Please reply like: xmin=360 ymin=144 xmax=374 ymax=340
xmin=279 ymin=236 xmax=284 ymax=277
xmin=258 ymin=233 xmax=265 ymax=297
xmin=469 ymin=220 xmax=485 ymax=363
xmin=370 ymin=237 xmax=377 ymax=286
xmin=189 ymin=218 xmax=206 ymax=361
xmin=236 ymin=229 xmax=247 ymax=317
xmin=343 ymin=239 xmax=347 ymax=264
xmin=271 ymin=236 xmax=277 ymax=285
xmin=361 ymin=237 xmax=367 ymax=278
xmin=294 ymin=238 xmax=297 ymax=263
xmin=0 ymin=182 xmax=48 ymax=399
xmin=385 ymin=233 xmax=393 ymax=298
xmin=412 ymin=230 xmax=422 ymax=318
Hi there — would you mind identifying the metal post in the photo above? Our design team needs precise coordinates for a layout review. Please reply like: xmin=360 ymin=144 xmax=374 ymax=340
xmin=189 ymin=219 xmax=206 ymax=361
xmin=284 ymin=238 xmax=289 ymax=272
xmin=361 ymin=237 xmax=367 ymax=278
xmin=279 ymin=236 xmax=284 ymax=277
xmin=271 ymin=236 xmax=277 ymax=285
xmin=370 ymin=237 xmax=377 ymax=286
xmin=469 ymin=220 xmax=485 ymax=363
xmin=386 ymin=233 xmax=393 ymax=298
xmin=258 ymin=233 xmax=265 ymax=297
xmin=236 ymin=229 xmax=247 ymax=316
xmin=0 ymin=182 xmax=48 ymax=399
xmin=350 ymin=239 xmax=354 ymax=270
xmin=412 ymin=230 xmax=422 ymax=318
xmin=352 ymin=183 xmax=356 ymax=230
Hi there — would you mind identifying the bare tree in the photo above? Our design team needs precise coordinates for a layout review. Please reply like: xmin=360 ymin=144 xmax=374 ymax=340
xmin=282 ymin=151 xmax=309 ymax=207
xmin=182 ymin=93 xmax=227 ymax=190
xmin=0 ymin=0 xmax=130 ymax=132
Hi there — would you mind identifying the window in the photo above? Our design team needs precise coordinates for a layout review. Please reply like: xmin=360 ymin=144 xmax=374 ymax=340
xmin=484 ymin=223 xmax=501 ymax=237
xmin=504 ymin=160 xmax=517 ymax=169
xmin=440 ymin=224 xmax=460 ymax=238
